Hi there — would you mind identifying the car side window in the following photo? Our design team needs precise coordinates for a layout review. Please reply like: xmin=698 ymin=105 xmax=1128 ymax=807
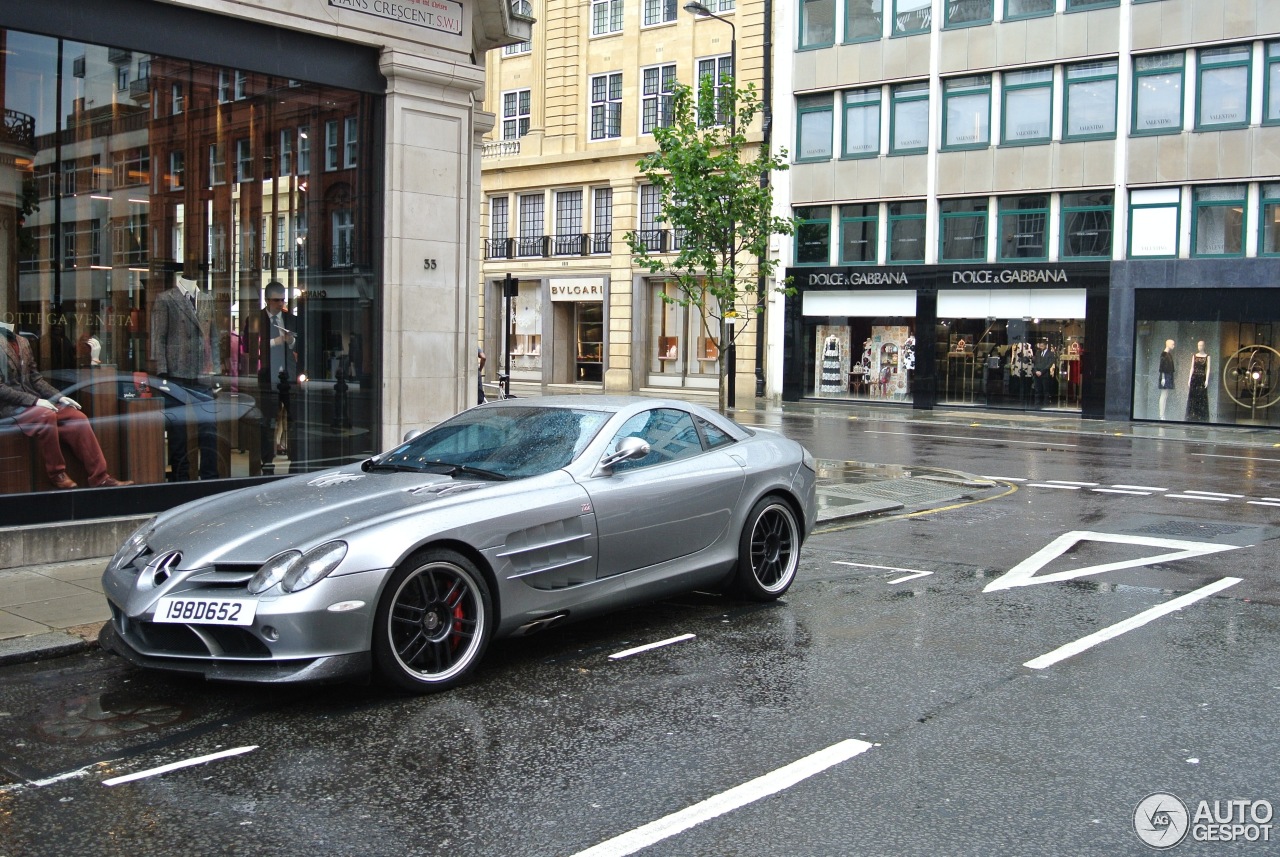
xmin=695 ymin=416 xmax=735 ymax=450
xmin=608 ymin=408 xmax=703 ymax=472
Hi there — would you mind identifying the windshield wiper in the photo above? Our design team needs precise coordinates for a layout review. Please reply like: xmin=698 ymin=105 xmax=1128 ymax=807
xmin=429 ymin=461 xmax=509 ymax=481
xmin=363 ymin=461 xmax=430 ymax=474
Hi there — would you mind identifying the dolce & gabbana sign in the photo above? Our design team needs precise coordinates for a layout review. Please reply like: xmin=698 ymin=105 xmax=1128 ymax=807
xmin=801 ymin=270 xmax=912 ymax=287
xmin=951 ymin=268 xmax=1070 ymax=284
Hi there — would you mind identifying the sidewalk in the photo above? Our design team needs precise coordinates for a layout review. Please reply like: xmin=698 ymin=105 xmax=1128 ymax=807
xmin=2 ymin=399 xmax=1276 ymax=667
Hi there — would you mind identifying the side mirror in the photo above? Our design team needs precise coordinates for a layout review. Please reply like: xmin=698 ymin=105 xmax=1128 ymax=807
xmin=402 ymin=429 xmax=422 ymax=442
xmin=599 ymin=435 xmax=650 ymax=471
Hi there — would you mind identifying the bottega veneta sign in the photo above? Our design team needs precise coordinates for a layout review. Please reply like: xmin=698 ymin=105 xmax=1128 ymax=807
xmin=329 ymin=0 xmax=463 ymax=35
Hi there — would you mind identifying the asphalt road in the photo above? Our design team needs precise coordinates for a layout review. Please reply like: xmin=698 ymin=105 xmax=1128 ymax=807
xmin=0 ymin=411 xmax=1276 ymax=856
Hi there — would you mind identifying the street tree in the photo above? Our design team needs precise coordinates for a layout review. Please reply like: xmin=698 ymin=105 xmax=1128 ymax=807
xmin=626 ymin=75 xmax=795 ymax=413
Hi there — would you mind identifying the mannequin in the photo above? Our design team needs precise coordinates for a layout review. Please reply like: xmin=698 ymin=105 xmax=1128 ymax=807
xmin=151 ymin=272 xmax=221 ymax=480
xmin=1186 ymin=340 xmax=1210 ymax=422
xmin=820 ymin=334 xmax=843 ymax=394
xmin=1158 ymin=339 xmax=1175 ymax=420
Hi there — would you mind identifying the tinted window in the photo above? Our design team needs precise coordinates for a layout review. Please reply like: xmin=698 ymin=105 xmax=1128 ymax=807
xmin=607 ymin=408 xmax=703 ymax=471
xmin=696 ymin=416 xmax=735 ymax=449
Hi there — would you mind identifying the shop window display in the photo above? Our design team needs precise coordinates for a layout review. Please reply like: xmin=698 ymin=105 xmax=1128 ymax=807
xmin=1134 ymin=321 xmax=1278 ymax=425
xmin=934 ymin=318 xmax=1084 ymax=411
xmin=508 ymin=281 xmax=543 ymax=380
xmin=648 ymin=282 xmax=720 ymax=388
xmin=808 ymin=320 xmax=914 ymax=402
xmin=0 ymin=27 xmax=378 ymax=493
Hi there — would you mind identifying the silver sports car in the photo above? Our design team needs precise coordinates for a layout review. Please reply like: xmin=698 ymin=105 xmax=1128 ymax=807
xmin=99 ymin=397 xmax=816 ymax=693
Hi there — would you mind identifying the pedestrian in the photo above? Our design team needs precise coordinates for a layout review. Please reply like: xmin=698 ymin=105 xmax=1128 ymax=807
xmin=1032 ymin=338 xmax=1057 ymax=407
xmin=477 ymin=344 xmax=487 ymax=403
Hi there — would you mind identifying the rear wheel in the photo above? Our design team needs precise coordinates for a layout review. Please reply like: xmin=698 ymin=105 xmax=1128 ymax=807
xmin=732 ymin=496 xmax=800 ymax=601
xmin=373 ymin=549 xmax=493 ymax=693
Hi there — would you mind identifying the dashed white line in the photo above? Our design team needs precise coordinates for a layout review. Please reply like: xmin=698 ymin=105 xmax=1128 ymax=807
xmin=569 ymin=739 xmax=874 ymax=857
xmin=985 ymin=476 xmax=1028 ymax=481
xmin=1092 ymin=488 xmax=1152 ymax=496
xmin=1164 ymin=494 xmax=1231 ymax=502
xmin=835 ymin=561 xmax=929 ymax=575
xmin=1024 ymin=578 xmax=1242 ymax=670
xmin=1248 ymin=500 xmax=1280 ymax=508
xmin=1027 ymin=483 xmax=1082 ymax=490
xmin=888 ymin=570 xmax=934 ymax=585
xmin=1183 ymin=490 xmax=1245 ymax=498
xmin=609 ymin=634 xmax=696 ymax=660
xmin=863 ymin=430 xmax=1076 ymax=447
xmin=1192 ymin=453 xmax=1280 ymax=462
xmin=1046 ymin=480 xmax=1100 ymax=486
xmin=102 ymin=746 xmax=258 ymax=787
xmin=1112 ymin=484 xmax=1169 ymax=492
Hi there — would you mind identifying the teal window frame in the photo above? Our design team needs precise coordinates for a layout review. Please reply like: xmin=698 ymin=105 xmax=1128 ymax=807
xmin=1131 ymin=53 xmax=1184 ymax=136
xmin=1064 ymin=60 xmax=1118 ymax=141
xmin=794 ymin=205 xmax=832 ymax=265
xmin=1066 ymin=0 xmax=1119 ymax=10
xmin=839 ymin=203 xmax=879 ymax=264
xmin=1190 ymin=185 xmax=1246 ymax=258
xmin=1060 ymin=191 xmax=1113 ymax=259
xmin=944 ymin=0 xmax=992 ymax=30
xmin=1127 ymin=189 xmax=1181 ymax=259
xmin=887 ymin=201 xmax=926 ymax=263
xmin=1261 ymin=183 xmax=1280 ymax=256
xmin=997 ymin=195 xmax=1049 ymax=261
xmin=1003 ymin=0 xmax=1053 ymax=21
xmin=939 ymin=198 xmax=989 ymax=262
xmin=892 ymin=0 xmax=931 ymax=37
xmin=889 ymin=81 xmax=930 ymax=154
xmin=1001 ymin=67 xmax=1053 ymax=146
xmin=845 ymin=0 xmax=884 ymax=43
xmin=942 ymin=76 xmax=991 ymax=150
xmin=842 ymin=88 xmax=882 ymax=158
xmin=799 ymin=0 xmax=837 ymax=50
xmin=1266 ymin=43 xmax=1280 ymax=125
xmin=1196 ymin=45 xmax=1252 ymax=131
xmin=796 ymin=94 xmax=835 ymax=162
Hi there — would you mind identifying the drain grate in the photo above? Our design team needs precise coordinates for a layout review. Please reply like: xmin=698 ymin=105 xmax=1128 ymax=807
xmin=1134 ymin=521 xmax=1252 ymax=538
xmin=820 ymin=477 xmax=968 ymax=505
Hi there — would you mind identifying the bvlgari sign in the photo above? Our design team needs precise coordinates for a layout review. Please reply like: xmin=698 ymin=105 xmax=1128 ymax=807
xmin=550 ymin=277 xmax=605 ymax=301
xmin=329 ymin=0 xmax=463 ymax=35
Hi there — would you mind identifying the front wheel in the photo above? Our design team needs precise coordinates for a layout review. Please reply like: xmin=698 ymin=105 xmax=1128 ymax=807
xmin=373 ymin=549 xmax=493 ymax=693
xmin=732 ymin=496 xmax=801 ymax=601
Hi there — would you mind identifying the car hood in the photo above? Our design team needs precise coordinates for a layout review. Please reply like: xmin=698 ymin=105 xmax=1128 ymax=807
xmin=145 ymin=466 xmax=504 ymax=568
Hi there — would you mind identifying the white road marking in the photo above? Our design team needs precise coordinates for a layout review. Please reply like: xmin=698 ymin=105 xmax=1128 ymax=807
xmin=1165 ymin=494 xmax=1231 ymax=502
xmin=1192 ymin=453 xmax=1280 ymax=462
xmin=1024 ymin=578 xmax=1242 ymax=670
xmin=1027 ymin=483 xmax=1081 ymax=490
xmin=609 ymin=634 xmax=696 ymax=660
xmin=1046 ymin=480 xmax=1100 ymax=486
xmin=1112 ymin=484 xmax=1169 ymax=491
xmin=863 ymin=430 xmax=1077 ymax=447
xmin=1248 ymin=500 xmax=1280 ymax=508
xmin=568 ymin=739 xmax=874 ymax=857
xmin=102 ymin=746 xmax=258 ymax=786
xmin=1091 ymin=488 xmax=1152 ymax=496
xmin=984 ymin=476 xmax=1027 ymax=481
xmin=835 ymin=561 xmax=930 ymax=575
xmin=1183 ymin=490 xmax=1245 ymax=498
xmin=888 ymin=570 xmax=934 ymax=585
xmin=983 ymin=531 xmax=1242 ymax=592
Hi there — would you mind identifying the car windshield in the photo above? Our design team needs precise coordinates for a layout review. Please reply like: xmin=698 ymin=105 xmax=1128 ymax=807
xmin=377 ymin=406 xmax=612 ymax=480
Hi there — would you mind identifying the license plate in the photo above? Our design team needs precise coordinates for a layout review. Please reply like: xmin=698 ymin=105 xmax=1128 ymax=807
xmin=153 ymin=596 xmax=257 ymax=626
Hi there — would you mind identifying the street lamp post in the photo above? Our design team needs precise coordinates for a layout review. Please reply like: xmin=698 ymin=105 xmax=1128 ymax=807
xmin=684 ymin=0 xmax=738 ymax=406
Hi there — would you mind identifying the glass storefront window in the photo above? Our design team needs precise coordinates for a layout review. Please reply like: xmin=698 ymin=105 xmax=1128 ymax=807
xmin=1 ymin=28 xmax=378 ymax=493
xmin=808 ymin=321 xmax=916 ymax=402
xmin=648 ymin=281 xmax=720 ymax=385
xmin=935 ymin=316 xmax=1084 ymax=412
xmin=508 ymin=281 xmax=543 ymax=379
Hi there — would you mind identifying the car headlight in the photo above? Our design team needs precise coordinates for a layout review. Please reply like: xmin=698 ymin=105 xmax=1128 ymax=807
xmin=802 ymin=447 xmax=816 ymax=473
xmin=248 ymin=550 xmax=301 ymax=594
xmin=282 ymin=542 xmax=348 ymax=593
xmin=108 ymin=523 xmax=154 ymax=574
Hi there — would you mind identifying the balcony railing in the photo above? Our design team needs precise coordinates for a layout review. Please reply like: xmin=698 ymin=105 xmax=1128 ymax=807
xmin=482 ymin=140 xmax=522 ymax=159
xmin=262 ymin=250 xmax=308 ymax=270
xmin=483 ymin=233 xmax=616 ymax=260
xmin=2 ymin=109 xmax=35 ymax=150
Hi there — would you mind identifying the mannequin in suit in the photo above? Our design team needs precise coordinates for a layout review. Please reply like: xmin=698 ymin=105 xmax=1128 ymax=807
xmin=150 ymin=272 xmax=221 ymax=480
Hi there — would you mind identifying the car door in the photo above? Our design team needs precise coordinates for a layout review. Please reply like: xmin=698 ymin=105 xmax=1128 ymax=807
xmin=581 ymin=407 xmax=745 ymax=578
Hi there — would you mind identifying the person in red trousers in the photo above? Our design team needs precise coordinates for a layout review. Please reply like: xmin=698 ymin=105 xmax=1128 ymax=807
xmin=0 ymin=326 xmax=131 ymax=490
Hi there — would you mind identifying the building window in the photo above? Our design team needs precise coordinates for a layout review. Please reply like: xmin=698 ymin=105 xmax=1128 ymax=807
xmin=893 ymin=0 xmax=931 ymax=37
xmin=325 ymin=120 xmax=340 ymax=171
xmin=997 ymin=195 xmax=1048 ymax=261
xmin=504 ymin=0 xmax=533 ymax=54
xmin=797 ymin=94 xmax=834 ymax=161
xmin=939 ymin=198 xmax=988 ymax=261
xmin=1005 ymin=0 xmax=1053 ymax=20
xmin=843 ymin=88 xmax=881 ymax=157
xmin=1191 ymin=185 xmax=1246 ymax=257
xmin=117 ymin=67 xmax=128 ymax=91
xmin=1128 ymin=188 xmax=1181 ymax=258
xmin=1132 ymin=53 xmax=1184 ymax=135
xmin=209 ymin=144 xmax=226 ymax=186
xmin=555 ymin=190 xmax=584 ymax=254
xmin=945 ymin=0 xmax=992 ymax=29
xmin=1266 ymin=43 xmax=1280 ymax=124
xmin=800 ymin=0 xmax=836 ymax=49
xmin=332 ymin=210 xmax=353 ymax=267
xmin=235 ymin=139 xmax=253 ymax=183
xmin=845 ymin=0 xmax=883 ymax=43
xmin=503 ymin=89 xmax=532 ymax=139
xmin=217 ymin=70 xmax=231 ymax=103
xmin=696 ymin=55 xmax=734 ymax=126
xmin=344 ymin=117 xmax=358 ymax=168
xmin=643 ymin=0 xmax=678 ymax=26
xmin=1261 ymin=183 xmax=1280 ymax=255
xmin=887 ymin=201 xmax=926 ymax=262
xmin=490 ymin=195 xmax=510 ymax=242
xmin=590 ymin=73 xmax=623 ymax=140
xmin=171 ymin=83 xmax=183 ymax=115
xmin=279 ymin=129 xmax=294 ymax=176
xmin=592 ymin=187 xmax=613 ymax=253
xmin=1001 ymin=68 xmax=1052 ymax=145
xmin=794 ymin=206 xmax=831 ymax=265
xmin=1060 ymin=191 xmax=1113 ymax=258
xmin=839 ymin=203 xmax=879 ymax=264
xmin=1066 ymin=0 xmax=1118 ymax=10
xmin=1064 ymin=60 xmax=1118 ymax=140
xmin=234 ymin=70 xmax=248 ymax=100
xmin=890 ymin=81 xmax=930 ymax=154
xmin=641 ymin=65 xmax=676 ymax=134
xmin=1197 ymin=45 xmax=1251 ymax=130
xmin=168 ymin=151 xmax=184 ymax=191
xmin=519 ymin=193 xmax=545 ymax=257
xmin=592 ymin=0 xmax=624 ymax=35
xmin=942 ymin=76 xmax=991 ymax=150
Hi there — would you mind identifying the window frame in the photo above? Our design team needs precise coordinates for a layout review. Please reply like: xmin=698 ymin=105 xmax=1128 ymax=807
xmin=1196 ymin=45 xmax=1252 ymax=131
xmin=844 ymin=0 xmax=884 ymax=44
xmin=1131 ymin=52 xmax=1185 ymax=136
xmin=892 ymin=0 xmax=932 ymax=38
xmin=1127 ymin=188 xmax=1182 ymax=259
xmin=1003 ymin=0 xmax=1053 ymax=22
xmin=799 ymin=0 xmax=837 ymax=50
xmin=1260 ymin=182 xmax=1280 ymax=256
xmin=943 ymin=0 xmax=993 ymax=30
xmin=591 ymin=0 xmax=625 ymax=36
xmin=1063 ymin=59 xmax=1119 ymax=142
xmin=589 ymin=72 xmax=624 ymax=141
xmin=1190 ymin=184 xmax=1247 ymax=258
xmin=324 ymin=119 xmax=340 ymax=171
xmin=1065 ymin=0 xmax=1119 ymax=10
xmin=641 ymin=64 xmax=677 ymax=135
xmin=887 ymin=200 xmax=927 ymax=263
xmin=344 ymin=117 xmax=358 ymax=169
xmin=1060 ymin=191 xmax=1114 ymax=259
xmin=1000 ymin=67 xmax=1053 ymax=146
xmin=793 ymin=205 xmax=833 ymax=266
xmin=502 ymin=88 xmax=532 ymax=140
xmin=842 ymin=87 xmax=882 ymax=158
xmin=996 ymin=195 xmax=1049 ymax=262
xmin=889 ymin=81 xmax=930 ymax=155
xmin=235 ymin=138 xmax=253 ymax=184
xmin=938 ymin=198 xmax=989 ymax=262
xmin=942 ymin=75 xmax=992 ymax=151
xmin=643 ymin=0 xmax=679 ymax=27
xmin=1265 ymin=42 xmax=1280 ymax=126
xmin=839 ymin=203 xmax=880 ymax=265
xmin=796 ymin=94 xmax=835 ymax=162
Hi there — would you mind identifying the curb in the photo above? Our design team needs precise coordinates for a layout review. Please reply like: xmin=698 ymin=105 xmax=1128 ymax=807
xmin=0 ymin=630 xmax=95 ymax=668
